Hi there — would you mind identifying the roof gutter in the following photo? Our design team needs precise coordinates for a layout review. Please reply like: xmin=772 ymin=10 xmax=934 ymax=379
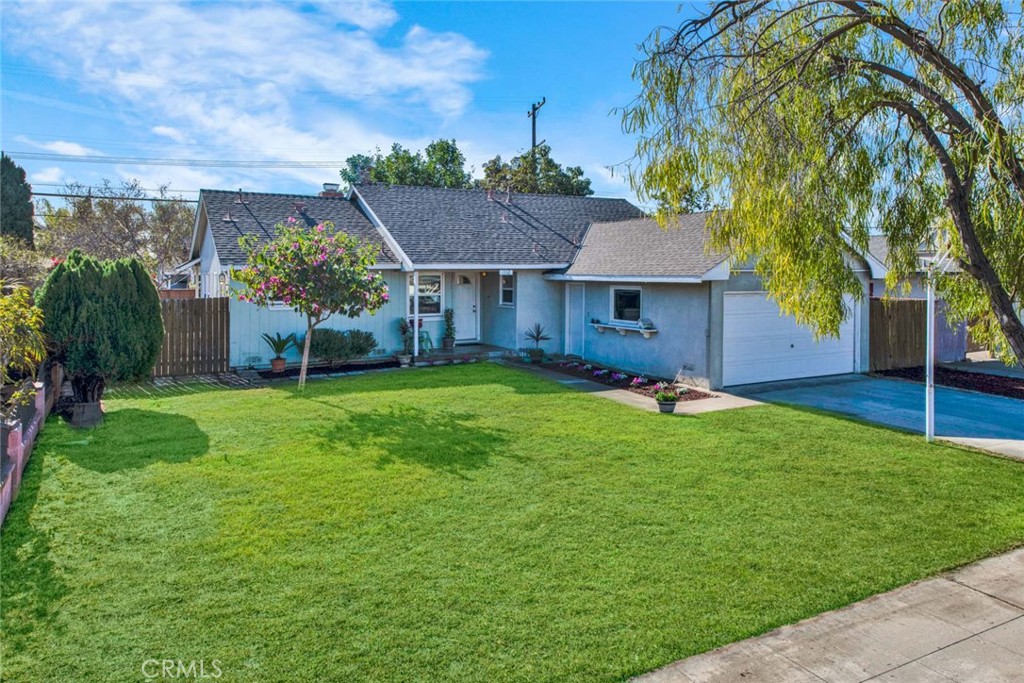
xmin=545 ymin=274 xmax=705 ymax=284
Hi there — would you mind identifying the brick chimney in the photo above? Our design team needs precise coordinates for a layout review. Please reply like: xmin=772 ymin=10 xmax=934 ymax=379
xmin=320 ymin=182 xmax=341 ymax=197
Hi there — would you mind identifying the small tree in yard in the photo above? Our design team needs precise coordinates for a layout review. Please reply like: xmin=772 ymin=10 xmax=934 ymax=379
xmin=36 ymin=250 xmax=163 ymax=425
xmin=232 ymin=220 xmax=390 ymax=389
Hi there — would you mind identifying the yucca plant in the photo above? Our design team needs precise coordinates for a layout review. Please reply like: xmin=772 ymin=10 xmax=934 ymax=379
xmin=262 ymin=332 xmax=296 ymax=360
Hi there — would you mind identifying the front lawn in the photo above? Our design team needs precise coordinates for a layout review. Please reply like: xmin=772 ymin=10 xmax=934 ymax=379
xmin=3 ymin=363 xmax=1023 ymax=682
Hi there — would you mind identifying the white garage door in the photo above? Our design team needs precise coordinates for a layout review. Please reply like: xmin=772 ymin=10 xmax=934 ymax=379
xmin=723 ymin=293 xmax=856 ymax=386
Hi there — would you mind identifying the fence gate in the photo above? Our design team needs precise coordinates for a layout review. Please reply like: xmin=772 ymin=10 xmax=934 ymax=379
xmin=155 ymin=298 xmax=230 ymax=377
xmin=869 ymin=299 xmax=927 ymax=372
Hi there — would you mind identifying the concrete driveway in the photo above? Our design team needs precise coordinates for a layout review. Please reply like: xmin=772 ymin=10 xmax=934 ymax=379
xmin=734 ymin=375 xmax=1024 ymax=459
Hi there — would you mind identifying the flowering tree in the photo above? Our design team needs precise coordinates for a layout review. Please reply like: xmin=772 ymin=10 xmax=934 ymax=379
xmin=231 ymin=219 xmax=390 ymax=389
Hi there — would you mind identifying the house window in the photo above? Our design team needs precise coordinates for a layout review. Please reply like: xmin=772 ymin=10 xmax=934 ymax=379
xmin=408 ymin=273 xmax=443 ymax=317
xmin=499 ymin=273 xmax=515 ymax=307
xmin=611 ymin=287 xmax=642 ymax=323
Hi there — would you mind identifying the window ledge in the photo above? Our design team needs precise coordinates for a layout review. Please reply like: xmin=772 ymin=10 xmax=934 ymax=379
xmin=591 ymin=323 xmax=657 ymax=339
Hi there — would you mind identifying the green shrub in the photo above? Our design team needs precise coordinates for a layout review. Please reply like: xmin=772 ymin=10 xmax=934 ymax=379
xmin=36 ymin=250 xmax=163 ymax=402
xmin=307 ymin=328 xmax=377 ymax=366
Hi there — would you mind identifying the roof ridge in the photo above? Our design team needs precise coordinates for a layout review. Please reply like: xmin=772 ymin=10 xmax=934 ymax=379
xmin=200 ymin=188 xmax=348 ymax=200
xmin=354 ymin=182 xmax=637 ymax=203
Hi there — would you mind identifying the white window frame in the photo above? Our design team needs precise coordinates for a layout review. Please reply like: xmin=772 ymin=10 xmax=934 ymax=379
xmin=407 ymin=271 xmax=445 ymax=319
xmin=499 ymin=273 xmax=515 ymax=308
xmin=609 ymin=286 xmax=642 ymax=324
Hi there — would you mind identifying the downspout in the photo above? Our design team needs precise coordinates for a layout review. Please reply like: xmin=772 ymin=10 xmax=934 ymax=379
xmin=413 ymin=270 xmax=420 ymax=358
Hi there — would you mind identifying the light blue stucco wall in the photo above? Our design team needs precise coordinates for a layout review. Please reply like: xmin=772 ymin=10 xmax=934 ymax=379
xmin=227 ymin=270 xmax=410 ymax=368
xmin=574 ymin=281 xmax=713 ymax=386
xmin=516 ymin=271 xmax=564 ymax=354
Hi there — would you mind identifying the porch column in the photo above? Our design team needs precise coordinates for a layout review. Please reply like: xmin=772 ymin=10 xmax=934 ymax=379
xmin=412 ymin=270 xmax=420 ymax=357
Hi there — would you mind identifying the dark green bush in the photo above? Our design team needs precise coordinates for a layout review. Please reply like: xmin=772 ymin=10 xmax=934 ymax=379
xmin=307 ymin=328 xmax=377 ymax=366
xmin=36 ymin=250 xmax=163 ymax=402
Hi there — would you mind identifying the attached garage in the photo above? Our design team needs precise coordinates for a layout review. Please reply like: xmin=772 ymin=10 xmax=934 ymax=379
xmin=723 ymin=292 xmax=858 ymax=386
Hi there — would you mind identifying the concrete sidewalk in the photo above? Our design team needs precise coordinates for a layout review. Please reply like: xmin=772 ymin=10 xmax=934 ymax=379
xmin=636 ymin=548 xmax=1024 ymax=683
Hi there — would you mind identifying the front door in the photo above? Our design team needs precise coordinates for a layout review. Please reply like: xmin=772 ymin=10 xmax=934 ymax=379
xmin=453 ymin=273 xmax=479 ymax=342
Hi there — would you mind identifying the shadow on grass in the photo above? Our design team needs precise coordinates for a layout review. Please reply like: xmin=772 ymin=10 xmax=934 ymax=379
xmin=0 ymin=449 xmax=69 ymax=649
xmin=321 ymin=405 xmax=521 ymax=477
xmin=281 ymin=363 xmax=568 ymax=400
xmin=58 ymin=408 xmax=210 ymax=473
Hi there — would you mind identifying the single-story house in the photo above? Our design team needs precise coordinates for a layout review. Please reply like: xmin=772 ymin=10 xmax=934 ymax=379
xmin=185 ymin=183 xmax=954 ymax=388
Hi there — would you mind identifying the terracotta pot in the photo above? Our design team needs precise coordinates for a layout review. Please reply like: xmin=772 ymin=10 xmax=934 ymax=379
xmin=656 ymin=401 xmax=677 ymax=414
xmin=270 ymin=357 xmax=286 ymax=373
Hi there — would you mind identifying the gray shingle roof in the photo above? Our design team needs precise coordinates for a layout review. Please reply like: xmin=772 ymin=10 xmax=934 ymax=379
xmin=868 ymin=235 xmax=890 ymax=266
xmin=200 ymin=189 xmax=396 ymax=266
xmin=565 ymin=214 xmax=728 ymax=279
xmin=353 ymin=184 xmax=644 ymax=265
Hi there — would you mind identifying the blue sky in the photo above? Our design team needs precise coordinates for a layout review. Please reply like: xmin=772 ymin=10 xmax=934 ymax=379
xmin=1 ymin=1 xmax=701 ymax=204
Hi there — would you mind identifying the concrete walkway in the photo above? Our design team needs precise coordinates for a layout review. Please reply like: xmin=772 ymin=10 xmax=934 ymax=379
xmin=636 ymin=548 xmax=1024 ymax=683
xmin=516 ymin=364 xmax=761 ymax=415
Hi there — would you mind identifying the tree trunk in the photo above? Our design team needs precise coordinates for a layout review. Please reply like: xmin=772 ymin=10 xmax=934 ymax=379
xmin=71 ymin=376 xmax=105 ymax=403
xmin=944 ymin=191 xmax=1024 ymax=366
xmin=298 ymin=320 xmax=313 ymax=390
xmin=973 ymin=266 xmax=1024 ymax=365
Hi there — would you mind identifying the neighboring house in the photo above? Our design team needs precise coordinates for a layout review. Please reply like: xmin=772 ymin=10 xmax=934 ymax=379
xmin=866 ymin=234 xmax=967 ymax=363
xmin=187 ymin=183 xmax=920 ymax=388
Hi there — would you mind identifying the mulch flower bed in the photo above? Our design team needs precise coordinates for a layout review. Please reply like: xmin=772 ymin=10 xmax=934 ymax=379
xmin=875 ymin=366 xmax=1024 ymax=401
xmin=545 ymin=360 xmax=716 ymax=402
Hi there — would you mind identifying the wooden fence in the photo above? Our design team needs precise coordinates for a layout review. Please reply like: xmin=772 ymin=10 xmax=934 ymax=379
xmin=869 ymin=299 xmax=927 ymax=372
xmin=155 ymin=298 xmax=230 ymax=377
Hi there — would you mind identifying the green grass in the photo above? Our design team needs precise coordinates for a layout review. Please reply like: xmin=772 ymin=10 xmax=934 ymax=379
xmin=3 ymin=363 xmax=1023 ymax=682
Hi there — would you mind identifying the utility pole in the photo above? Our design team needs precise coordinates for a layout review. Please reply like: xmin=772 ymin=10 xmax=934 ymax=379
xmin=528 ymin=97 xmax=546 ymax=187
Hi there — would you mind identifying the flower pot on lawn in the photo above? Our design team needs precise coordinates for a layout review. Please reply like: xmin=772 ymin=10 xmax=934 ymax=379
xmin=270 ymin=357 xmax=286 ymax=373
xmin=397 ymin=354 xmax=412 ymax=368
xmin=654 ymin=389 xmax=679 ymax=414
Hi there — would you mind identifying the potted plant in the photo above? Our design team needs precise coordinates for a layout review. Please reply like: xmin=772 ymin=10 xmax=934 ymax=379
xmin=524 ymin=323 xmax=551 ymax=364
xmin=654 ymin=389 xmax=679 ymax=413
xmin=262 ymin=332 xmax=296 ymax=373
xmin=442 ymin=308 xmax=456 ymax=350
xmin=396 ymin=318 xmax=414 ymax=367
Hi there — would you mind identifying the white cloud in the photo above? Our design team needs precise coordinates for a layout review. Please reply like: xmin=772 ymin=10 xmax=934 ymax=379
xmin=30 ymin=166 xmax=63 ymax=184
xmin=316 ymin=0 xmax=399 ymax=32
xmin=2 ymin=1 xmax=487 ymax=191
xmin=152 ymin=126 xmax=189 ymax=144
xmin=15 ymin=136 xmax=101 ymax=156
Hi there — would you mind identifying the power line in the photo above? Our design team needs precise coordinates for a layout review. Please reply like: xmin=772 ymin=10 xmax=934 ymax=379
xmin=7 ymin=151 xmax=345 ymax=169
xmin=31 ymin=182 xmax=201 ymax=194
xmin=32 ymin=191 xmax=197 ymax=203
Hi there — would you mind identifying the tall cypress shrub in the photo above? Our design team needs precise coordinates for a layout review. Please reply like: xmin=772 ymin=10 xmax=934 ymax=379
xmin=37 ymin=250 xmax=164 ymax=405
